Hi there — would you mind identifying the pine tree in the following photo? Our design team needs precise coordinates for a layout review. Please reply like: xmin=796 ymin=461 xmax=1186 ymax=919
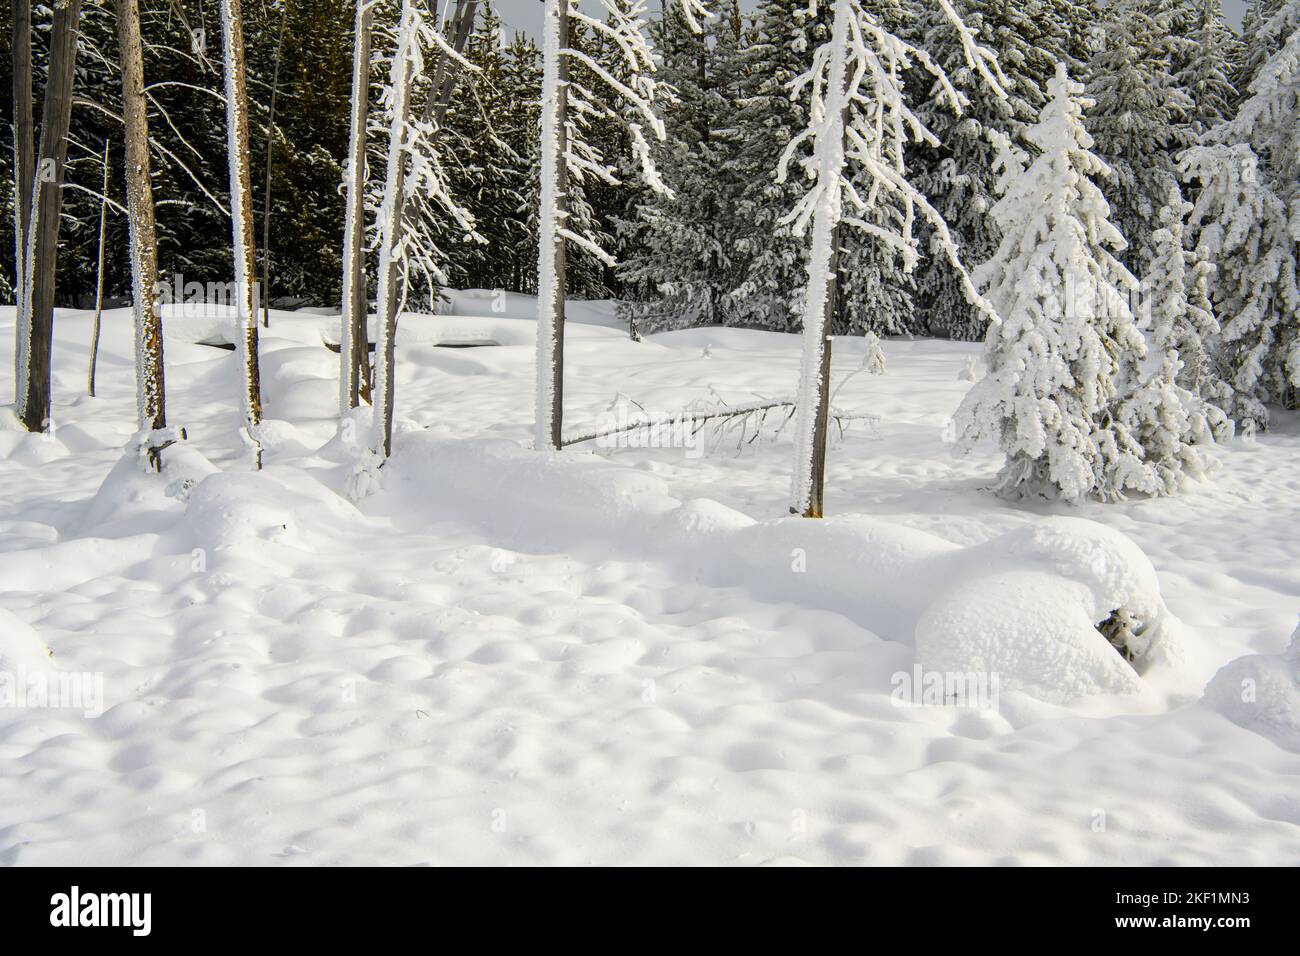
xmin=910 ymin=0 xmax=1090 ymax=340
xmin=1181 ymin=4 xmax=1300 ymax=426
xmin=722 ymin=0 xmax=830 ymax=334
xmin=1085 ymin=0 xmax=1195 ymax=271
xmin=953 ymin=66 xmax=1163 ymax=502
xmin=617 ymin=0 xmax=747 ymax=333
xmin=1181 ymin=0 xmax=1239 ymax=136
xmin=1118 ymin=177 xmax=1231 ymax=494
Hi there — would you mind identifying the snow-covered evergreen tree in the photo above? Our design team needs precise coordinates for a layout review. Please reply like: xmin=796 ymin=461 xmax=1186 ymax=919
xmin=617 ymin=0 xmax=747 ymax=333
xmin=1181 ymin=3 xmax=1300 ymax=426
xmin=953 ymin=65 xmax=1167 ymax=502
xmin=910 ymin=0 xmax=1093 ymax=340
xmin=722 ymin=0 xmax=829 ymax=333
xmin=1118 ymin=178 xmax=1232 ymax=493
xmin=1085 ymin=0 xmax=1195 ymax=271
xmin=1181 ymin=0 xmax=1239 ymax=136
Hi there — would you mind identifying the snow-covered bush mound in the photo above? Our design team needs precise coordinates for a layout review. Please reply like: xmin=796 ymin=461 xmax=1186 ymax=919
xmin=0 ymin=607 xmax=53 ymax=673
xmin=377 ymin=436 xmax=1179 ymax=706
xmin=915 ymin=518 xmax=1176 ymax=703
xmin=1203 ymin=625 xmax=1300 ymax=753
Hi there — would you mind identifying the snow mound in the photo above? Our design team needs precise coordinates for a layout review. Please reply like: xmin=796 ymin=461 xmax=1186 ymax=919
xmin=916 ymin=518 xmax=1176 ymax=704
xmin=1203 ymin=625 xmax=1300 ymax=753
xmin=0 ymin=607 xmax=53 ymax=673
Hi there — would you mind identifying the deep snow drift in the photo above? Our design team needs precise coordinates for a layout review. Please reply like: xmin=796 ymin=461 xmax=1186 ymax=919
xmin=0 ymin=294 xmax=1297 ymax=865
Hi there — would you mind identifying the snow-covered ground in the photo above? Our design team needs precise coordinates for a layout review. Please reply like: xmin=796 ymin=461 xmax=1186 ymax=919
xmin=0 ymin=293 xmax=1297 ymax=865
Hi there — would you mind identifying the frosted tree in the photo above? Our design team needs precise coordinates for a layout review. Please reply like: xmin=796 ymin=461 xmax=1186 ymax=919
xmin=1118 ymin=178 xmax=1231 ymax=494
xmin=1085 ymin=1 xmax=1195 ymax=271
xmin=781 ymin=0 xmax=1004 ymax=517
xmin=1181 ymin=0 xmax=1239 ymax=136
xmin=910 ymin=0 xmax=1100 ymax=340
xmin=116 ymin=0 xmax=170 ymax=470
xmin=953 ymin=66 xmax=1164 ymax=502
xmin=617 ymin=1 xmax=746 ymax=334
xmin=1181 ymin=4 xmax=1300 ymax=427
xmin=220 ymin=0 xmax=265 ymax=467
xmin=534 ymin=0 xmax=710 ymax=451
xmin=368 ymin=0 xmax=479 ymax=463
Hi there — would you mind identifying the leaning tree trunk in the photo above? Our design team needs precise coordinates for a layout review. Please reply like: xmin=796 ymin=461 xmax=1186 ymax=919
xmin=19 ymin=0 xmax=83 ymax=433
xmin=116 ymin=0 xmax=168 ymax=470
xmin=340 ymin=0 xmax=372 ymax=413
xmin=789 ymin=0 xmax=851 ymax=518
xmin=220 ymin=0 xmax=264 ymax=467
xmin=11 ymin=0 xmax=34 ymax=388
xmin=535 ymin=0 xmax=569 ymax=451
xmin=88 ymin=139 xmax=110 ymax=398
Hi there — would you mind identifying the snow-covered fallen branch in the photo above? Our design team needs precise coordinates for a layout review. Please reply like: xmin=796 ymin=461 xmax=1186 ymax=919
xmin=562 ymin=396 xmax=874 ymax=450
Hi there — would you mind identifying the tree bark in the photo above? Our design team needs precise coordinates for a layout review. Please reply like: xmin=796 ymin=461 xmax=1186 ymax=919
xmin=535 ymin=0 xmax=569 ymax=451
xmin=220 ymin=0 xmax=264 ymax=467
xmin=11 ymin=0 xmax=34 ymax=389
xmin=260 ymin=8 xmax=287 ymax=329
xmin=19 ymin=0 xmax=83 ymax=433
xmin=340 ymin=0 xmax=372 ymax=412
xmin=372 ymin=0 xmax=478 ymax=457
xmin=116 ymin=0 xmax=168 ymax=469
xmin=88 ymin=139 xmax=110 ymax=398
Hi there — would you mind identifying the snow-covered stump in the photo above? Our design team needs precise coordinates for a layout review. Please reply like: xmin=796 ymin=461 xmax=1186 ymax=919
xmin=220 ymin=0 xmax=265 ymax=468
xmin=116 ymin=0 xmax=169 ymax=471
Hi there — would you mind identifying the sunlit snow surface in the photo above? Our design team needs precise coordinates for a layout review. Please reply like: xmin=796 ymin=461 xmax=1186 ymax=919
xmin=0 ymin=294 xmax=1296 ymax=865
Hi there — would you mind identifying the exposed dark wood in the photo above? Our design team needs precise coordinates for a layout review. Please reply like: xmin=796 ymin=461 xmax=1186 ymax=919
xmin=11 ymin=0 xmax=34 ymax=386
xmin=21 ymin=0 xmax=83 ymax=432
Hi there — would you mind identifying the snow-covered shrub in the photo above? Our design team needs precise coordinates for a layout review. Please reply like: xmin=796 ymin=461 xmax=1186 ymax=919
xmin=952 ymin=65 xmax=1166 ymax=502
xmin=1204 ymin=624 xmax=1300 ymax=753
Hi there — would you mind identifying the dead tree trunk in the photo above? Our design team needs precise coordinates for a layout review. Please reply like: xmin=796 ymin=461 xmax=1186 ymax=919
xmin=798 ymin=228 xmax=840 ymax=519
xmin=260 ymin=7 xmax=286 ymax=330
xmin=340 ymin=0 xmax=372 ymax=412
xmin=11 ymin=0 xmax=34 ymax=387
xmin=220 ymin=0 xmax=264 ymax=467
xmin=535 ymin=0 xmax=569 ymax=451
xmin=88 ymin=138 xmax=110 ymax=398
xmin=116 ymin=0 xmax=168 ymax=469
xmin=20 ymin=0 xmax=83 ymax=433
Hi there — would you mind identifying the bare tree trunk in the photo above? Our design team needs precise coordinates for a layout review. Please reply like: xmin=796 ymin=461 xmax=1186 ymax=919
xmin=116 ymin=0 xmax=168 ymax=470
xmin=260 ymin=7 xmax=286 ymax=330
xmin=20 ymin=0 xmax=83 ymax=433
xmin=372 ymin=0 xmax=478 ymax=457
xmin=11 ymin=0 xmax=34 ymax=388
xmin=220 ymin=0 xmax=264 ymax=467
xmin=535 ymin=0 xmax=569 ymax=451
xmin=340 ymin=0 xmax=372 ymax=412
xmin=88 ymin=139 xmax=110 ymax=398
